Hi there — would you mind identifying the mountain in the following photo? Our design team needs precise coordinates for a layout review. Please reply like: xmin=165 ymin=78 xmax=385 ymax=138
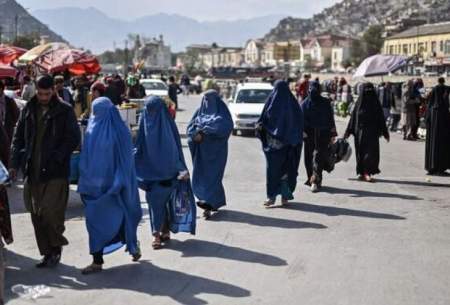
xmin=33 ymin=7 xmax=286 ymax=54
xmin=0 ymin=0 xmax=64 ymax=42
xmin=264 ymin=0 xmax=450 ymax=41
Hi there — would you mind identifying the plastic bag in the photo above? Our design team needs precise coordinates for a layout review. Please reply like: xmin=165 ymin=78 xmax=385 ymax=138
xmin=168 ymin=180 xmax=196 ymax=234
xmin=0 ymin=161 xmax=9 ymax=185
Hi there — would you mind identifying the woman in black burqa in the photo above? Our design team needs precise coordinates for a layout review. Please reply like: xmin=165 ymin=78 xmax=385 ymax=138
xmin=425 ymin=77 xmax=450 ymax=176
xmin=345 ymin=83 xmax=389 ymax=182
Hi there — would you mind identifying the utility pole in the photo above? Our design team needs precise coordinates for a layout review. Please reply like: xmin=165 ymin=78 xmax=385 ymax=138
xmin=124 ymin=40 xmax=129 ymax=76
xmin=14 ymin=14 xmax=19 ymax=42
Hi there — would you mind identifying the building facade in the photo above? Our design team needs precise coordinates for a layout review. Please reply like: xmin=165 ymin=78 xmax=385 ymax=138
xmin=244 ymin=39 xmax=264 ymax=66
xmin=134 ymin=35 xmax=171 ymax=69
xmin=383 ymin=22 xmax=450 ymax=72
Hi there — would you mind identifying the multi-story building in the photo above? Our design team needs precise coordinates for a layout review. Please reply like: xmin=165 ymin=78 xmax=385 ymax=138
xmin=383 ymin=22 xmax=450 ymax=72
xmin=134 ymin=35 xmax=171 ymax=69
xmin=261 ymin=41 xmax=301 ymax=66
xmin=244 ymin=39 xmax=264 ymax=66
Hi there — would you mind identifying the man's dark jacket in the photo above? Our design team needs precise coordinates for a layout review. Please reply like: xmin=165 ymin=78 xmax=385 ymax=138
xmin=2 ymin=95 xmax=19 ymax=143
xmin=10 ymin=95 xmax=81 ymax=182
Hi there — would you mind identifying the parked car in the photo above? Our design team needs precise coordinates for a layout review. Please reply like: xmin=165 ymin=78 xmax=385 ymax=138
xmin=227 ymin=82 xmax=273 ymax=136
xmin=140 ymin=79 xmax=168 ymax=97
xmin=423 ymin=71 xmax=438 ymax=77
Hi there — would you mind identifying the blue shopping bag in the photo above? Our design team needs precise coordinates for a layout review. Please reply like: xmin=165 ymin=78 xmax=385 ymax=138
xmin=168 ymin=179 xmax=196 ymax=235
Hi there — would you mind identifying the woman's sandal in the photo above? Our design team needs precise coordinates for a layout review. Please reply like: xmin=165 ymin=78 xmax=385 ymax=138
xmin=161 ymin=233 xmax=171 ymax=242
xmin=152 ymin=237 xmax=162 ymax=250
xmin=281 ymin=198 xmax=289 ymax=206
xmin=81 ymin=263 xmax=103 ymax=275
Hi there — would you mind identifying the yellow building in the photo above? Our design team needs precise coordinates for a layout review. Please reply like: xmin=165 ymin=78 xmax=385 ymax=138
xmin=383 ymin=22 xmax=450 ymax=67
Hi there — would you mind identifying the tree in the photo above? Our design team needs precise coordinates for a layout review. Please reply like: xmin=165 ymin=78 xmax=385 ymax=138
xmin=363 ymin=25 xmax=384 ymax=57
xmin=303 ymin=56 xmax=314 ymax=72
xmin=342 ymin=59 xmax=353 ymax=69
xmin=12 ymin=34 xmax=39 ymax=50
xmin=324 ymin=57 xmax=332 ymax=69
xmin=183 ymin=49 xmax=201 ymax=74
xmin=350 ymin=39 xmax=365 ymax=66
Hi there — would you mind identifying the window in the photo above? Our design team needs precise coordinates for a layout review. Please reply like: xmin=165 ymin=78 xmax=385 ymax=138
xmin=403 ymin=44 xmax=408 ymax=54
xmin=425 ymin=42 xmax=428 ymax=52
xmin=446 ymin=40 xmax=450 ymax=54
xmin=413 ymin=44 xmax=417 ymax=53
xmin=418 ymin=43 xmax=424 ymax=54
xmin=440 ymin=41 xmax=444 ymax=52
xmin=389 ymin=45 xmax=394 ymax=54
xmin=431 ymin=41 xmax=437 ymax=52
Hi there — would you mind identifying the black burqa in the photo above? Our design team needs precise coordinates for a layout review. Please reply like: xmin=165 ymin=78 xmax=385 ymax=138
xmin=345 ymin=83 xmax=389 ymax=176
xmin=425 ymin=84 xmax=450 ymax=174
xmin=301 ymin=81 xmax=337 ymax=185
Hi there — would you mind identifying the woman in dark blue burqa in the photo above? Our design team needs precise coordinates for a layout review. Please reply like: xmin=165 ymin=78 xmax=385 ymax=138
xmin=135 ymin=96 xmax=195 ymax=249
xmin=257 ymin=80 xmax=303 ymax=207
xmin=187 ymin=90 xmax=233 ymax=219
xmin=302 ymin=81 xmax=337 ymax=192
xmin=78 ymin=97 xmax=142 ymax=275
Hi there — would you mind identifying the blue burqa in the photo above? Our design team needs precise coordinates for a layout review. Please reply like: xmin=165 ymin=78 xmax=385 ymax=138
xmin=78 ymin=97 xmax=142 ymax=256
xmin=257 ymin=80 xmax=304 ymax=199
xmin=187 ymin=90 xmax=233 ymax=210
xmin=135 ymin=96 xmax=196 ymax=234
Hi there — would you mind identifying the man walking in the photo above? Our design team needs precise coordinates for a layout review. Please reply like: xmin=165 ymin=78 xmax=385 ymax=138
xmin=9 ymin=75 xmax=80 ymax=268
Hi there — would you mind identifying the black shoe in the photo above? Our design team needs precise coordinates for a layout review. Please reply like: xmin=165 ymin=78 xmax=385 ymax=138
xmin=35 ymin=255 xmax=52 ymax=268
xmin=46 ymin=254 xmax=61 ymax=268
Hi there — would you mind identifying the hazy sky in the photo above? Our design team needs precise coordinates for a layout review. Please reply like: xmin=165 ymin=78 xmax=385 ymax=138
xmin=16 ymin=0 xmax=339 ymax=21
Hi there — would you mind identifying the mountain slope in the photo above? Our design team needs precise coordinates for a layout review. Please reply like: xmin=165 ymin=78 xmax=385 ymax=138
xmin=0 ymin=0 xmax=64 ymax=42
xmin=33 ymin=7 xmax=285 ymax=53
xmin=264 ymin=0 xmax=450 ymax=41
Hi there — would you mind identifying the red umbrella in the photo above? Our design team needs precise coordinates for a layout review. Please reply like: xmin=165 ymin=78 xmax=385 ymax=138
xmin=0 ymin=45 xmax=27 ymax=65
xmin=34 ymin=48 xmax=101 ymax=75
xmin=0 ymin=64 xmax=17 ymax=78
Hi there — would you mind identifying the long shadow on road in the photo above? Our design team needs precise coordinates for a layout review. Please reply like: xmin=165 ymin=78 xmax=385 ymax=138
xmin=373 ymin=178 xmax=450 ymax=188
xmin=5 ymin=251 xmax=250 ymax=305
xmin=168 ymin=239 xmax=287 ymax=266
xmin=208 ymin=210 xmax=327 ymax=229
xmin=321 ymin=186 xmax=422 ymax=200
xmin=276 ymin=202 xmax=405 ymax=220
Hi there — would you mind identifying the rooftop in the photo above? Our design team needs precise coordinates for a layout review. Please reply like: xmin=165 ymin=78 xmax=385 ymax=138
xmin=387 ymin=21 xmax=450 ymax=40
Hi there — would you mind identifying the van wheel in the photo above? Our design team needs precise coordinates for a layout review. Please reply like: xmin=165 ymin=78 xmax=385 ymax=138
xmin=232 ymin=129 xmax=238 ymax=136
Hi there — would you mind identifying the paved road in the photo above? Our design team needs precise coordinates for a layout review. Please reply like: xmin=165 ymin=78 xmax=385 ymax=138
xmin=5 ymin=95 xmax=450 ymax=305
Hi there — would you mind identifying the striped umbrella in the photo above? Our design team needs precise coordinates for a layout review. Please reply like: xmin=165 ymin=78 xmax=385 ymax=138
xmin=0 ymin=45 xmax=27 ymax=64
xmin=0 ymin=64 xmax=18 ymax=78
xmin=34 ymin=48 xmax=101 ymax=75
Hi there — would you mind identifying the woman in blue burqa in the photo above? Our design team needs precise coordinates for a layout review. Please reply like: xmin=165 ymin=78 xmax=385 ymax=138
xmin=135 ymin=96 xmax=194 ymax=250
xmin=302 ymin=81 xmax=337 ymax=192
xmin=257 ymin=80 xmax=304 ymax=207
xmin=187 ymin=90 xmax=233 ymax=219
xmin=78 ymin=97 xmax=142 ymax=275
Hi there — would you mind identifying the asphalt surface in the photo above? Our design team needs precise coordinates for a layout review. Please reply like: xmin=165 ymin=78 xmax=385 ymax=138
xmin=4 ymin=94 xmax=450 ymax=305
